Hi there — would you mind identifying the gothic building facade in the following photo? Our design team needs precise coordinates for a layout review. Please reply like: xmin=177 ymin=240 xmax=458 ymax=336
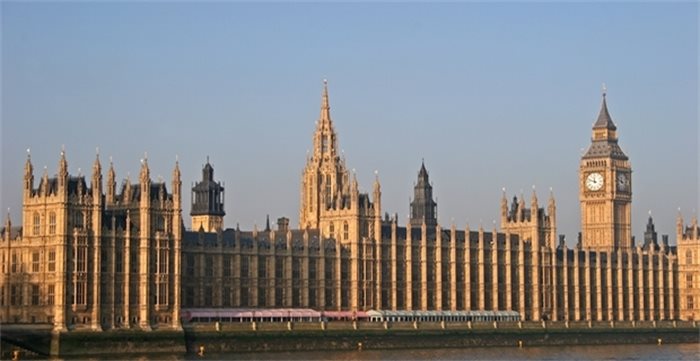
xmin=1 ymin=152 xmax=182 ymax=330
xmin=1 ymin=83 xmax=698 ymax=332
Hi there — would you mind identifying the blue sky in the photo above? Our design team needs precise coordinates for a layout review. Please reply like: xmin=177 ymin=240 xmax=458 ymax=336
xmin=1 ymin=2 xmax=698 ymax=245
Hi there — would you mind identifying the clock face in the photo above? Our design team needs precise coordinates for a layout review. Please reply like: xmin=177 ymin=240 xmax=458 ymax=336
xmin=586 ymin=172 xmax=604 ymax=191
xmin=617 ymin=172 xmax=629 ymax=192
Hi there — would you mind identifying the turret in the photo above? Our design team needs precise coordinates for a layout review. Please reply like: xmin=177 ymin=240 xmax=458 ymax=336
xmin=106 ymin=157 xmax=116 ymax=204
xmin=92 ymin=150 xmax=102 ymax=200
xmin=58 ymin=147 xmax=68 ymax=194
xmin=500 ymin=188 xmax=508 ymax=225
xmin=139 ymin=155 xmax=150 ymax=206
xmin=24 ymin=149 xmax=33 ymax=196
xmin=373 ymin=171 xmax=381 ymax=217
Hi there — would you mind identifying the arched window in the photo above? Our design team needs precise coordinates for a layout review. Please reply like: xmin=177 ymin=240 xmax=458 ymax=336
xmin=32 ymin=212 xmax=40 ymax=235
xmin=687 ymin=250 xmax=693 ymax=265
xmin=48 ymin=212 xmax=56 ymax=235
xmin=343 ymin=221 xmax=349 ymax=240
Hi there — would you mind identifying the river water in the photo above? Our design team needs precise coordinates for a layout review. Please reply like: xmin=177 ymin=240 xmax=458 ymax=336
xmin=184 ymin=343 xmax=698 ymax=360
xmin=53 ymin=343 xmax=699 ymax=360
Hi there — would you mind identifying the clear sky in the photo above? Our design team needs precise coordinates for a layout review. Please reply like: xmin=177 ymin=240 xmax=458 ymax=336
xmin=1 ymin=2 xmax=698 ymax=246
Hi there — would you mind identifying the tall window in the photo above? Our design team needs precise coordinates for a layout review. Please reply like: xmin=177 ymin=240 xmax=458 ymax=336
xmin=11 ymin=253 xmax=18 ymax=274
xmin=48 ymin=250 xmax=56 ymax=272
xmin=75 ymin=243 xmax=87 ymax=273
xmin=74 ymin=211 xmax=84 ymax=229
xmin=688 ymin=274 xmax=694 ymax=289
xmin=186 ymin=254 xmax=195 ymax=276
xmin=0 ymin=286 xmax=4 ymax=306
xmin=48 ymin=212 xmax=56 ymax=235
xmin=687 ymin=250 xmax=693 ymax=265
xmin=157 ymin=240 xmax=168 ymax=274
xmin=223 ymin=255 xmax=231 ymax=277
xmin=33 ymin=212 xmax=40 ymax=235
xmin=329 ymin=223 xmax=335 ymax=239
xmin=1 ymin=253 xmax=6 ymax=274
xmin=343 ymin=222 xmax=349 ymax=240
xmin=11 ymin=285 xmax=21 ymax=306
xmin=115 ymin=251 xmax=123 ymax=273
xmin=47 ymin=284 xmax=55 ymax=305
xmin=31 ymin=285 xmax=40 ymax=306
xmin=32 ymin=252 xmax=40 ymax=273
xmin=73 ymin=282 xmax=86 ymax=305
xmin=241 ymin=256 xmax=249 ymax=278
xmin=688 ymin=296 xmax=694 ymax=310
xmin=157 ymin=283 xmax=168 ymax=305
xmin=205 ymin=255 xmax=213 ymax=277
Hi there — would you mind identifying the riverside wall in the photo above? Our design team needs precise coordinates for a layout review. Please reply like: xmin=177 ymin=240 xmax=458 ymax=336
xmin=1 ymin=321 xmax=698 ymax=358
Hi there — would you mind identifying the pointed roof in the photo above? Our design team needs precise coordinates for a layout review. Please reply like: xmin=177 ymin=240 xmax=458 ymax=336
xmin=418 ymin=159 xmax=428 ymax=180
xmin=318 ymin=79 xmax=333 ymax=130
xmin=593 ymin=93 xmax=617 ymax=130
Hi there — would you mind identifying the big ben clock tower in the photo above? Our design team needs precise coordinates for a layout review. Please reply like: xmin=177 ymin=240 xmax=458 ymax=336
xmin=580 ymin=88 xmax=632 ymax=251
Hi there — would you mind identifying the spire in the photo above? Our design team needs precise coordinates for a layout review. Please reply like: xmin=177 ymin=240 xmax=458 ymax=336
xmin=593 ymin=85 xmax=617 ymax=130
xmin=24 ymin=148 xmax=33 ymax=191
xmin=173 ymin=156 xmax=181 ymax=181
xmin=320 ymin=79 xmax=331 ymax=124
xmin=265 ymin=214 xmax=271 ymax=232
xmin=418 ymin=159 xmax=428 ymax=181
xmin=139 ymin=153 xmax=149 ymax=183
xmin=203 ymin=157 xmax=214 ymax=181
xmin=92 ymin=149 xmax=102 ymax=179
xmin=547 ymin=187 xmax=556 ymax=211
xmin=373 ymin=170 xmax=381 ymax=194
xmin=58 ymin=146 xmax=68 ymax=177
xmin=501 ymin=187 xmax=508 ymax=220
xmin=677 ymin=208 xmax=684 ymax=236
xmin=530 ymin=185 xmax=538 ymax=208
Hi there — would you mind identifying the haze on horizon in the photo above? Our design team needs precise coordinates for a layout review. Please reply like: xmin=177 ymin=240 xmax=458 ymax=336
xmin=1 ymin=2 xmax=698 ymax=246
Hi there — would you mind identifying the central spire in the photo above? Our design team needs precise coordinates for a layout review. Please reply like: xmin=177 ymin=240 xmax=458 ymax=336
xmin=319 ymin=79 xmax=331 ymax=124
xmin=312 ymin=79 xmax=338 ymax=159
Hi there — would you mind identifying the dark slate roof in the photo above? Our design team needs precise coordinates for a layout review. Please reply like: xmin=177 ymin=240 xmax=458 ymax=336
xmin=1 ymin=226 xmax=22 ymax=239
xmin=593 ymin=96 xmax=617 ymax=130
xmin=582 ymin=140 xmax=628 ymax=160
xmin=182 ymin=228 xmax=324 ymax=249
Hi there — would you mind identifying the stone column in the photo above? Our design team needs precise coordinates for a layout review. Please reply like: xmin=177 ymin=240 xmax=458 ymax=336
xmin=405 ymin=222 xmax=413 ymax=311
xmin=574 ymin=249 xmax=581 ymax=321
xmin=478 ymin=227 xmax=485 ymax=310
xmin=436 ymin=225 xmax=443 ymax=310
xmin=658 ymin=252 xmax=665 ymax=320
xmin=606 ymin=251 xmax=614 ymax=321
xmin=564 ymin=248 xmax=570 ymax=321
xmin=637 ymin=248 xmax=646 ymax=321
xmin=584 ymin=250 xmax=592 ymax=321
xmin=465 ymin=225 xmax=471 ymax=310
xmin=505 ymin=232 xmax=513 ymax=311
xmin=552 ymin=248 xmax=559 ymax=321
xmin=123 ymin=214 xmax=131 ymax=328
xmin=335 ymin=240 xmax=341 ymax=311
xmin=647 ymin=249 xmax=655 ymax=320
xmin=616 ymin=251 xmax=624 ymax=321
xmin=627 ymin=250 xmax=635 ymax=321
xmin=420 ymin=222 xmax=428 ymax=310
xmin=667 ymin=254 xmax=675 ymax=320
xmin=595 ymin=251 xmax=603 ymax=321
xmin=449 ymin=225 xmax=457 ymax=311
xmin=491 ymin=229 xmax=499 ymax=311
xmin=518 ymin=237 xmax=526 ymax=319
xmin=391 ymin=221 xmax=398 ymax=310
